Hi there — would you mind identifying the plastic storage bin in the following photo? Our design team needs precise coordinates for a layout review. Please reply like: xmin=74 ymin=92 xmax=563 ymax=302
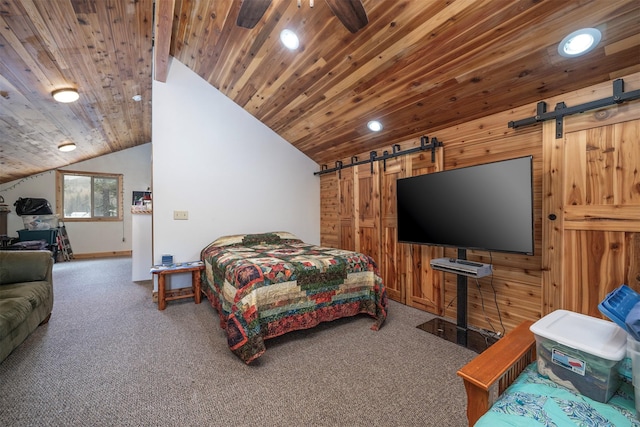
xmin=627 ymin=335 xmax=640 ymax=413
xmin=21 ymin=214 xmax=59 ymax=230
xmin=17 ymin=228 xmax=58 ymax=245
xmin=599 ymin=284 xmax=640 ymax=331
xmin=530 ymin=309 xmax=627 ymax=403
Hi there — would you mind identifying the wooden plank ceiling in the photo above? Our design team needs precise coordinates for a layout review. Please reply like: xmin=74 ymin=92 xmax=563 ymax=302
xmin=1 ymin=0 xmax=639 ymax=185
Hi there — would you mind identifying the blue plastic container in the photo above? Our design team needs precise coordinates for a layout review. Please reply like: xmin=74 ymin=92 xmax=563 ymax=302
xmin=598 ymin=284 xmax=640 ymax=332
xmin=17 ymin=228 xmax=58 ymax=245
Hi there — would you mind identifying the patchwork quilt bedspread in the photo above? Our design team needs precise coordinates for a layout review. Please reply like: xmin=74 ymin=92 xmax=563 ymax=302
xmin=200 ymin=232 xmax=388 ymax=363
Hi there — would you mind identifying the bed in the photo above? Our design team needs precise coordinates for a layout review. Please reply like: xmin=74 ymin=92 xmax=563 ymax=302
xmin=200 ymin=232 xmax=388 ymax=364
xmin=457 ymin=321 xmax=638 ymax=426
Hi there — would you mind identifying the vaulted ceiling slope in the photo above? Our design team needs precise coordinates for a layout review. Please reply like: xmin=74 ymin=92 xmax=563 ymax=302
xmin=1 ymin=0 xmax=639 ymax=185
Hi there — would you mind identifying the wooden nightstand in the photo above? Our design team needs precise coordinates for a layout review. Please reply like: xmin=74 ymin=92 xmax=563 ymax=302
xmin=150 ymin=262 xmax=204 ymax=310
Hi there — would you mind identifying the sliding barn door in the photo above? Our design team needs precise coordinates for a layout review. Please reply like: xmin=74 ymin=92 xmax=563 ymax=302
xmin=320 ymin=169 xmax=356 ymax=251
xmin=339 ymin=169 xmax=356 ymax=251
xmin=544 ymin=116 xmax=640 ymax=317
xmin=318 ymin=143 xmax=444 ymax=313
xmin=403 ymin=151 xmax=445 ymax=313
xmin=320 ymin=173 xmax=339 ymax=248
xmin=356 ymin=163 xmax=381 ymax=263
xmin=562 ymin=121 xmax=640 ymax=316
xmin=380 ymin=157 xmax=405 ymax=302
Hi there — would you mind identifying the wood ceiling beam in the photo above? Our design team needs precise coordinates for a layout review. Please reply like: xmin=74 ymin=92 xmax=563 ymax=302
xmin=154 ymin=0 xmax=175 ymax=82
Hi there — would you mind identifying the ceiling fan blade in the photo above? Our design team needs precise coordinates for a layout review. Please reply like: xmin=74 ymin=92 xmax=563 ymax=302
xmin=324 ymin=0 xmax=368 ymax=34
xmin=236 ymin=0 xmax=272 ymax=29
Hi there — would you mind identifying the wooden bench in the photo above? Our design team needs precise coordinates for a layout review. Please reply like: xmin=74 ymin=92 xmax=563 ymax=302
xmin=456 ymin=320 xmax=536 ymax=426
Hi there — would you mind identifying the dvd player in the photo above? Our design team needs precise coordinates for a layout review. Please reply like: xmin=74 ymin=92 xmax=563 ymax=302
xmin=429 ymin=257 xmax=493 ymax=278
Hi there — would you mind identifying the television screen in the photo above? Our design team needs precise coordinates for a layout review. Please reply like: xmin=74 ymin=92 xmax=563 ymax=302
xmin=396 ymin=156 xmax=534 ymax=255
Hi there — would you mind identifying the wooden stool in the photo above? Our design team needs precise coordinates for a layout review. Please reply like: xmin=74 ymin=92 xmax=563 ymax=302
xmin=151 ymin=263 xmax=204 ymax=310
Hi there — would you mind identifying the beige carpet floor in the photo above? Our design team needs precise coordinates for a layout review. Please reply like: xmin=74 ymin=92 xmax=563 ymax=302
xmin=0 ymin=256 xmax=476 ymax=426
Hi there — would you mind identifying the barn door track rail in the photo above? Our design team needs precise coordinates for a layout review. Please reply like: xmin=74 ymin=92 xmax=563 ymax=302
xmin=314 ymin=136 xmax=442 ymax=176
xmin=508 ymin=78 xmax=640 ymax=138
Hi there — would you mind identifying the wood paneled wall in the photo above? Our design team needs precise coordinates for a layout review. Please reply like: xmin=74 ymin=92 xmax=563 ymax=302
xmin=320 ymin=72 xmax=640 ymax=335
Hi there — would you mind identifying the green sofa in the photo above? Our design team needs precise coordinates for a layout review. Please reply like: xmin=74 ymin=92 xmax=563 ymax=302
xmin=0 ymin=250 xmax=54 ymax=364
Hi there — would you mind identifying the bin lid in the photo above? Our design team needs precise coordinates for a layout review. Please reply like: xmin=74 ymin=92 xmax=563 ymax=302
xmin=530 ymin=309 xmax=627 ymax=361
xmin=598 ymin=284 xmax=640 ymax=333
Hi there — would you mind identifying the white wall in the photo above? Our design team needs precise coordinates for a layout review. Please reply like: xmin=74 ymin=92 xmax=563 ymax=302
xmin=152 ymin=59 xmax=320 ymax=288
xmin=0 ymin=143 xmax=152 ymax=255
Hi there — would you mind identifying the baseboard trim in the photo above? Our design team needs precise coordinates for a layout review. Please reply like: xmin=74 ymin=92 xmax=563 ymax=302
xmin=72 ymin=250 xmax=132 ymax=259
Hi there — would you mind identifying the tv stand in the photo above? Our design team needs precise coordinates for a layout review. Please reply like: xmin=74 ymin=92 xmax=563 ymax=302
xmin=420 ymin=249 xmax=493 ymax=350
xmin=455 ymin=248 xmax=470 ymax=347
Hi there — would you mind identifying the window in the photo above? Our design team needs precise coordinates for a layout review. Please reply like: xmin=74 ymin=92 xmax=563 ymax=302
xmin=56 ymin=171 xmax=123 ymax=221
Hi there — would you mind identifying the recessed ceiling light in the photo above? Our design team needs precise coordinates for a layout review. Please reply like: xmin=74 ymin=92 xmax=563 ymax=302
xmin=52 ymin=88 xmax=79 ymax=103
xmin=367 ymin=120 xmax=383 ymax=132
xmin=558 ymin=28 xmax=601 ymax=58
xmin=58 ymin=142 xmax=77 ymax=152
xmin=280 ymin=29 xmax=299 ymax=50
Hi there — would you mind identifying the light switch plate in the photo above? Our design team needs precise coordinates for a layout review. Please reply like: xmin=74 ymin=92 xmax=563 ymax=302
xmin=173 ymin=210 xmax=188 ymax=220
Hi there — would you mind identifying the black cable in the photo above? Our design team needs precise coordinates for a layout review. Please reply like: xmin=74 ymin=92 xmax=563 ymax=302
xmin=473 ymin=252 xmax=506 ymax=338
xmin=488 ymin=252 xmax=506 ymax=336
xmin=445 ymin=294 xmax=456 ymax=310
xmin=475 ymin=276 xmax=498 ymax=333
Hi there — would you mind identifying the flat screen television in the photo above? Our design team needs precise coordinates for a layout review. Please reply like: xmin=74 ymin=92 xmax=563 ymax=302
xmin=396 ymin=156 xmax=534 ymax=255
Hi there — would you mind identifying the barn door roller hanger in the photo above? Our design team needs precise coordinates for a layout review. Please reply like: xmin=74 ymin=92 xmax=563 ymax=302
xmin=314 ymin=136 xmax=442 ymax=177
xmin=508 ymin=78 xmax=640 ymax=138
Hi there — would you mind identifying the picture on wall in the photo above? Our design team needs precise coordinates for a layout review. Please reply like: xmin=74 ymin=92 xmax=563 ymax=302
xmin=132 ymin=191 xmax=151 ymax=206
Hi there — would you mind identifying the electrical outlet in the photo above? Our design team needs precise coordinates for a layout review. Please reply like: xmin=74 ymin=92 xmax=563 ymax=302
xmin=173 ymin=210 xmax=188 ymax=220
xmin=479 ymin=328 xmax=501 ymax=341
xmin=485 ymin=330 xmax=502 ymax=340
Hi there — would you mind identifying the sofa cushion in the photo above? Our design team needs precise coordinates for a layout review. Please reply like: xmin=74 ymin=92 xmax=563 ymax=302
xmin=0 ymin=251 xmax=51 ymax=285
xmin=0 ymin=281 xmax=51 ymax=309
xmin=0 ymin=297 xmax=33 ymax=340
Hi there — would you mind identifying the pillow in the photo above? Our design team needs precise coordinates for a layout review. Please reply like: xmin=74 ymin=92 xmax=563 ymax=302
xmin=208 ymin=234 xmax=246 ymax=247
xmin=209 ymin=231 xmax=301 ymax=248
xmin=242 ymin=232 xmax=283 ymax=246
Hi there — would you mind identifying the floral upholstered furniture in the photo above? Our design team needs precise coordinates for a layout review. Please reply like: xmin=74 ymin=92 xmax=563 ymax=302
xmin=457 ymin=321 xmax=638 ymax=426
xmin=0 ymin=250 xmax=54 ymax=364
